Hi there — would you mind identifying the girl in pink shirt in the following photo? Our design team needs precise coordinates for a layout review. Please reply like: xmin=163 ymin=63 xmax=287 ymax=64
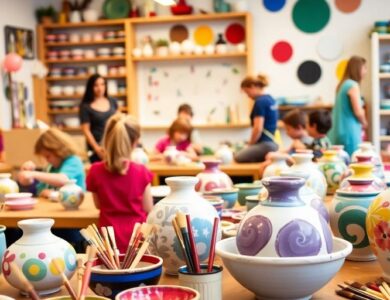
xmin=87 ymin=114 xmax=153 ymax=253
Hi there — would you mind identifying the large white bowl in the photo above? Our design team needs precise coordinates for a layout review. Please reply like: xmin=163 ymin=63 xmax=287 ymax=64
xmin=216 ymin=237 xmax=352 ymax=300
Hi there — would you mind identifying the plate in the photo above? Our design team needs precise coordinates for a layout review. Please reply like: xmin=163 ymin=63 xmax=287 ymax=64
xmin=225 ymin=23 xmax=245 ymax=44
xmin=5 ymin=199 xmax=37 ymax=210
xmin=4 ymin=192 xmax=33 ymax=200
xmin=194 ymin=25 xmax=214 ymax=46
xmin=222 ymin=208 xmax=242 ymax=218
xmin=170 ymin=24 xmax=189 ymax=43
xmin=103 ymin=0 xmax=130 ymax=19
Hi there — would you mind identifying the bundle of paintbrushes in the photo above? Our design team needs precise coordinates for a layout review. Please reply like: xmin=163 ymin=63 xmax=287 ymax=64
xmin=336 ymin=279 xmax=390 ymax=300
xmin=172 ymin=212 xmax=219 ymax=274
xmin=10 ymin=262 xmax=41 ymax=300
xmin=80 ymin=223 xmax=155 ymax=270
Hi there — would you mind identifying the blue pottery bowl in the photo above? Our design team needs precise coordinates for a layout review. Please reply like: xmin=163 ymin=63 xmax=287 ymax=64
xmin=204 ymin=195 xmax=225 ymax=218
xmin=234 ymin=183 xmax=262 ymax=206
xmin=204 ymin=188 xmax=238 ymax=208
xmin=89 ymin=254 xmax=163 ymax=299
xmin=245 ymin=195 xmax=260 ymax=211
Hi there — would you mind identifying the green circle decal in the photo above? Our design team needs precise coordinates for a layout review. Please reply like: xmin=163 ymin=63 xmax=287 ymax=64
xmin=292 ymin=0 xmax=330 ymax=33
xmin=22 ymin=258 xmax=47 ymax=281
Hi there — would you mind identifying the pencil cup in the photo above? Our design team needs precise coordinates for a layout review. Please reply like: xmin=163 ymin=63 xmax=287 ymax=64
xmin=178 ymin=264 xmax=223 ymax=300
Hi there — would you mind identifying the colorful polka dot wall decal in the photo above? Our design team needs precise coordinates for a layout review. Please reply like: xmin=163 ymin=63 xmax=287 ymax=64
xmin=336 ymin=59 xmax=348 ymax=80
xmin=317 ymin=36 xmax=343 ymax=61
xmin=335 ymin=0 xmax=361 ymax=13
xmin=225 ymin=23 xmax=245 ymax=45
xmin=169 ymin=24 xmax=189 ymax=43
xmin=297 ymin=60 xmax=322 ymax=85
xmin=263 ymin=0 xmax=286 ymax=12
xmin=194 ymin=25 xmax=214 ymax=46
xmin=272 ymin=41 xmax=293 ymax=63
xmin=292 ymin=0 xmax=331 ymax=34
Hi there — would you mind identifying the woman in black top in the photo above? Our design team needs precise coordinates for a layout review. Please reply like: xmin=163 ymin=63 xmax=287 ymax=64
xmin=79 ymin=74 xmax=118 ymax=163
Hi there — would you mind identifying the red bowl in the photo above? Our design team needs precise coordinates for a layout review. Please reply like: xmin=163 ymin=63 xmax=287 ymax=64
xmin=171 ymin=5 xmax=193 ymax=15
xmin=115 ymin=285 xmax=199 ymax=300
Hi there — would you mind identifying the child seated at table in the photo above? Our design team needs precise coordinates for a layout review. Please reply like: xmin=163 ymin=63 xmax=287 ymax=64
xmin=87 ymin=113 xmax=153 ymax=253
xmin=154 ymin=117 xmax=198 ymax=160
xmin=18 ymin=128 xmax=85 ymax=197
xmin=307 ymin=110 xmax=332 ymax=159
xmin=177 ymin=103 xmax=203 ymax=154
xmin=0 ymin=129 xmax=4 ymax=162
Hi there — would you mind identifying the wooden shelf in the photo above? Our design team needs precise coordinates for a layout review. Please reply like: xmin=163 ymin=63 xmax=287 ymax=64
xmin=132 ymin=52 xmax=246 ymax=61
xmin=380 ymin=136 xmax=390 ymax=142
xmin=43 ymin=19 xmax=126 ymax=29
xmin=380 ymin=109 xmax=390 ymax=115
xmin=48 ymin=93 xmax=127 ymax=99
xmin=49 ymin=106 xmax=127 ymax=114
xmin=47 ymin=75 xmax=126 ymax=81
xmin=278 ymin=103 xmax=333 ymax=111
xmin=378 ymin=34 xmax=390 ymax=41
xmin=142 ymin=123 xmax=250 ymax=130
xmin=45 ymin=56 xmax=126 ymax=63
xmin=379 ymin=73 xmax=390 ymax=79
xmin=46 ymin=39 xmax=126 ymax=47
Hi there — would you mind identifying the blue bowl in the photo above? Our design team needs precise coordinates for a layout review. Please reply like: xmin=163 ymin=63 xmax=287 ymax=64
xmin=89 ymin=254 xmax=163 ymax=299
xmin=245 ymin=195 xmax=260 ymax=211
xmin=204 ymin=188 xmax=239 ymax=208
xmin=234 ymin=183 xmax=262 ymax=206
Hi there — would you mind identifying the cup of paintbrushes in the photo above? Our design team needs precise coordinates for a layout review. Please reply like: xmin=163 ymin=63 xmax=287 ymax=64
xmin=178 ymin=264 xmax=223 ymax=300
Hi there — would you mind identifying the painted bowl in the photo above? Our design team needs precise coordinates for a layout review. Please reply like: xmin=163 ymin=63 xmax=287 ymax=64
xmin=89 ymin=254 xmax=163 ymax=299
xmin=204 ymin=188 xmax=238 ymax=208
xmin=233 ymin=183 xmax=262 ymax=206
xmin=47 ymin=297 xmax=109 ymax=300
xmin=204 ymin=195 xmax=224 ymax=218
xmin=245 ymin=195 xmax=260 ymax=211
xmin=216 ymin=237 xmax=352 ymax=300
xmin=115 ymin=285 xmax=200 ymax=300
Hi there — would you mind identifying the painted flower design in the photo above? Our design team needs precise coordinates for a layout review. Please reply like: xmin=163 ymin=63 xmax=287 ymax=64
xmin=374 ymin=221 xmax=390 ymax=251
xmin=2 ymin=250 xmax=16 ymax=276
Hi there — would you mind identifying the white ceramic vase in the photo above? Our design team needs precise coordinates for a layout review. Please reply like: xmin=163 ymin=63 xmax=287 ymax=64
xmin=131 ymin=147 xmax=149 ymax=165
xmin=196 ymin=160 xmax=233 ymax=192
xmin=0 ymin=173 xmax=19 ymax=196
xmin=215 ymin=145 xmax=233 ymax=165
xmin=59 ymin=180 xmax=84 ymax=210
xmin=263 ymin=153 xmax=289 ymax=178
xmin=290 ymin=153 xmax=327 ymax=201
xmin=69 ymin=10 xmax=82 ymax=23
xmin=147 ymin=177 xmax=219 ymax=275
xmin=1 ymin=219 xmax=77 ymax=295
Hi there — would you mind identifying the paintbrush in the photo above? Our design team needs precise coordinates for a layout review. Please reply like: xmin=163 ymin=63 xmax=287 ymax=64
xmin=345 ymin=282 xmax=385 ymax=299
xmin=172 ymin=218 xmax=192 ymax=270
xmin=80 ymin=229 xmax=114 ymax=269
xmin=76 ymin=258 xmax=84 ymax=298
xmin=338 ymin=284 xmax=383 ymax=300
xmin=186 ymin=214 xmax=201 ymax=273
xmin=51 ymin=258 xmax=77 ymax=300
xmin=79 ymin=246 xmax=97 ymax=300
xmin=176 ymin=212 xmax=195 ymax=273
xmin=208 ymin=217 xmax=219 ymax=273
xmin=101 ymin=227 xmax=118 ymax=269
xmin=122 ymin=223 xmax=142 ymax=268
xmin=336 ymin=289 xmax=373 ymax=300
xmin=382 ymin=281 xmax=390 ymax=298
xmin=129 ymin=227 xmax=156 ymax=270
xmin=107 ymin=226 xmax=120 ymax=267
xmin=10 ymin=263 xmax=40 ymax=300
xmin=367 ymin=282 xmax=382 ymax=293
xmin=123 ymin=224 xmax=154 ymax=269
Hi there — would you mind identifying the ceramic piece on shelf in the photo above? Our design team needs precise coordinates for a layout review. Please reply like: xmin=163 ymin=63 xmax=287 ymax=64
xmin=63 ymin=117 xmax=80 ymax=128
xmin=213 ymin=0 xmax=231 ymax=12
xmin=118 ymin=66 xmax=126 ymax=75
xmin=0 ymin=173 xmax=19 ymax=196
xmin=103 ymin=0 xmax=130 ymax=19
xmin=71 ymin=48 xmax=84 ymax=59
xmin=181 ymin=39 xmax=194 ymax=55
xmin=116 ymin=30 xmax=125 ymax=39
xmin=196 ymin=160 xmax=233 ymax=192
xmin=147 ymin=176 xmax=219 ymax=275
xmin=215 ymin=144 xmax=233 ymax=165
xmin=330 ymin=145 xmax=351 ymax=166
xmin=156 ymin=46 xmax=169 ymax=57
xmin=193 ymin=45 xmax=204 ymax=55
xmin=131 ymin=147 xmax=149 ymax=165
xmin=319 ymin=150 xmax=348 ymax=195
xmin=57 ymin=34 xmax=68 ymax=42
xmin=236 ymin=177 xmax=332 ymax=257
xmin=59 ymin=50 xmax=71 ymax=59
xmin=69 ymin=10 xmax=82 ymax=23
xmin=234 ymin=182 xmax=262 ymax=206
xmin=204 ymin=188 xmax=238 ymax=209
xmin=76 ymin=85 xmax=85 ymax=95
xmin=236 ymin=43 xmax=246 ymax=53
xmin=262 ymin=152 xmax=290 ymax=178
xmin=84 ymin=49 xmax=96 ymax=59
xmin=229 ymin=0 xmax=248 ymax=11
xmin=47 ymin=51 xmax=59 ymax=60
xmin=63 ymin=86 xmax=75 ymax=96
xmin=204 ymin=45 xmax=215 ymax=55
xmin=2 ymin=219 xmax=77 ymax=295
xmin=59 ymin=180 xmax=84 ymax=210
xmin=215 ymin=33 xmax=228 ymax=54
xmin=49 ymin=86 xmax=62 ymax=96
xmin=142 ymin=44 xmax=154 ymax=57
xmin=93 ymin=32 xmax=104 ymax=41
xmin=97 ymin=64 xmax=108 ymax=76
xmin=290 ymin=153 xmax=327 ymax=200
xmin=132 ymin=48 xmax=142 ymax=57
xmin=97 ymin=48 xmax=111 ymax=57
xmin=45 ymin=34 xmax=56 ymax=42
xmin=330 ymin=176 xmax=381 ymax=261
xmin=170 ymin=0 xmax=193 ymax=15
xmin=113 ymin=47 xmax=125 ymax=56
xmin=63 ymin=68 xmax=76 ymax=76
xmin=83 ymin=9 xmax=99 ymax=22
xmin=107 ymin=80 xmax=118 ymax=95
xmin=81 ymin=33 xmax=92 ymax=42
xmin=169 ymin=42 xmax=181 ymax=55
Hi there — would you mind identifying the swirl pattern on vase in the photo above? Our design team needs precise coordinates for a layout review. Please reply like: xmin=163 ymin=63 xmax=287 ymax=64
xmin=236 ymin=215 xmax=272 ymax=256
xmin=311 ymin=198 xmax=330 ymax=222
xmin=319 ymin=214 xmax=333 ymax=253
xmin=275 ymin=219 xmax=322 ymax=257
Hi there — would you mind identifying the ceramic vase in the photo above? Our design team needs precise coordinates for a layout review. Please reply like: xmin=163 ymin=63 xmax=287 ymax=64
xmin=213 ymin=0 xmax=231 ymax=12
xmin=340 ymin=163 xmax=386 ymax=192
xmin=331 ymin=145 xmax=351 ymax=166
xmin=2 ymin=219 xmax=77 ymax=295
xmin=356 ymin=154 xmax=386 ymax=184
xmin=131 ymin=147 xmax=149 ymax=165
xmin=352 ymin=142 xmax=385 ymax=179
xmin=195 ymin=160 xmax=233 ymax=192
xmin=263 ymin=153 xmax=289 ymax=178
xmin=367 ymin=189 xmax=390 ymax=280
xmin=59 ymin=180 xmax=84 ymax=210
xmin=69 ymin=10 xmax=82 ymax=23
xmin=0 ymin=173 xmax=19 ymax=196
xmin=147 ymin=177 xmax=219 ymax=275
xmin=281 ymin=171 xmax=329 ymax=223
xmin=215 ymin=145 xmax=233 ymax=165
xmin=163 ymin=146 xmax=180 ymax=165
xmin=290 ymin=153 xmax=327 ymax=200
xmin=0 ymin=225 xmax=6 ymax=275
xmin=319 ymin=150 xmax=347 ymax=195
xmin=236 ymin=177 xmax=332 ymax=257
xmin=330 ymin=177 xmax=382 ymax=261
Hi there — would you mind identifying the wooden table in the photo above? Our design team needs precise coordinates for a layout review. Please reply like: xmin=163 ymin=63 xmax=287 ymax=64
xmin=0 ymin=163 xmax=13 ymax=174
xmin=147 ymin=161 xmax=261 ymax=186
xmin=0 ymin=194 xmax=99 ymax=229
xmin=0 ymin=258 xmax=383 ymax=299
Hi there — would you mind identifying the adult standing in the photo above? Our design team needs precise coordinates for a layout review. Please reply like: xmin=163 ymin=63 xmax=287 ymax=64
xmin=328 ymin=56 xmax=368 ymax=156
xmin=235 ymin=74 xmax=279 ymax=163
xmin=79 ymin=74 xmax=118 ymax=163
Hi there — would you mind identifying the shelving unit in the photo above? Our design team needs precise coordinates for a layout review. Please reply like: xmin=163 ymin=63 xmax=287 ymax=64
xmin=371 ymin=32 xmax=390 ymax=152
xmin=35 ymin=12 xmax=252 ymax=131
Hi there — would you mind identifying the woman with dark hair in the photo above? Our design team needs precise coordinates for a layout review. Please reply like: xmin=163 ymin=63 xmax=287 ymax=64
xmin=328 ymin=56 xmax=368 ymax=156
xmin=79 ymin=74 xmax=118 ymax=163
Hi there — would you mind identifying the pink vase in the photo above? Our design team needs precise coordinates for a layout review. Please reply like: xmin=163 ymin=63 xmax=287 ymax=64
xmin=196 ymin=160 xmax=233 ymax=192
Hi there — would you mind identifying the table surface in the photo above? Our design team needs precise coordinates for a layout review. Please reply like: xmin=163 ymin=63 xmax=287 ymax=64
xmin=0 ymin=258 xmax=383 ymax=299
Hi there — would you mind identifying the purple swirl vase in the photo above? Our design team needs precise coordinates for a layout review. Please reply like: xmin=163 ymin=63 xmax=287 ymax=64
xmin=236 ymin=177 xmax=333 ymax=257
xmin=195 ymin=160 xmax=233 ymax=192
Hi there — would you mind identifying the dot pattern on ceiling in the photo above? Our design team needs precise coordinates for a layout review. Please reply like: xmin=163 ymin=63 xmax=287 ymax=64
xmin=263 ymin=0 xmax=286 ymax=12
xmin=336 ymin=59 xmax=348 ymax=80
xmin=317 ymin=36 xmax=343 ymax=61
xmin=297 ymin=60 xmax=322 ymax=85
xmin=272 ymin=41 xmax=293 ymax=63
xmin=335 ymin=0 xmax=361 ymax=13
xmin=292 ymin=0 xmax=331 ymax=34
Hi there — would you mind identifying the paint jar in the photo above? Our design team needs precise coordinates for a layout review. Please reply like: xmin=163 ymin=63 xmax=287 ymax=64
xmin=178 ymin=264 xmax=223 ymax=300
